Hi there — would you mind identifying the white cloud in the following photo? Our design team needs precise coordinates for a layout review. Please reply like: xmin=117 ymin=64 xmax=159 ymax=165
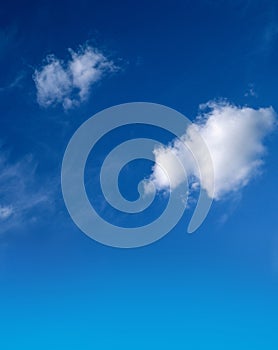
xmin=69 ymin=47 xmax=114 ymax=101
xmin=33 ymin=55 xmax=71 ymax=108
xmin=146 ymin=101 xmax=276 ymax=200
xmin=0 ymin=205 xmax=13 ymax=220
xmin=33 ymin=45 xmax=116 ymax=110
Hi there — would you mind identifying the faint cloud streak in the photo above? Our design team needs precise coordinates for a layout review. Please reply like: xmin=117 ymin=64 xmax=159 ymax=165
xmin=0 ymin=148 xmax=53 ymax=234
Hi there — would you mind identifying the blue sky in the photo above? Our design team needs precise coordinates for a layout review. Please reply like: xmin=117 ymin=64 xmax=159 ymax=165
xmin=1 ymin=0 xmax=278 ymax=348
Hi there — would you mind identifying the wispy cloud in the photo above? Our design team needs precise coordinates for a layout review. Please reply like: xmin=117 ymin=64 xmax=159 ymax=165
xmin=0 ymin=24 xmax=17 ymax=58
xmin=244 ymin=83 xmax=257 ymax=98
xmin=145 ymin=101 xmax=276 ymax=200
xmin=33 ymin=44 xmax=117 ymax=110
xmin=0 ymin=71 xmax=26 ymax=92
xmin=0 ymin=149 xmax=53 ymax=234
xmin=0 ymin=205 xmax=13 ymax=220
xmin=262 ymin=20 xmax=278 ymax=53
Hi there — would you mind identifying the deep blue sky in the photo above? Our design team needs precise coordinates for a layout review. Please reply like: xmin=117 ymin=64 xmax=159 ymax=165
xmin=1 ymin=1 xmax=278 ymax=349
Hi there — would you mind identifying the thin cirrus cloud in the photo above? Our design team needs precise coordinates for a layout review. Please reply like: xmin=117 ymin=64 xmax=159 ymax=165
xmin=33 ymin=44 xmax=117 ymax=110
xmin=0 ymin=150 xmax=53 ymax=234
xmin=145 ymin=101 xmax=276 ymax=200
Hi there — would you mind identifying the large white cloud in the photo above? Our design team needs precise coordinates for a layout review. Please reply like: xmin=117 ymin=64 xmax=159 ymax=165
xmin=146 ymin=101 xmax=276 ymax=200
xmin=33 ymin=45 xmax=116 ymax=110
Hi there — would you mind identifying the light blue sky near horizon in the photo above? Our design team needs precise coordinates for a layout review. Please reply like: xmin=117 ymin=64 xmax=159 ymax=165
xmin=1 ymin=0 xmax=278 ymax=349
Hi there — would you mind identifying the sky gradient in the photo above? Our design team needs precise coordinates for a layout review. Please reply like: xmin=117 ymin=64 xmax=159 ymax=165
xmin=1 ymin=1 xmax=278 ymax=349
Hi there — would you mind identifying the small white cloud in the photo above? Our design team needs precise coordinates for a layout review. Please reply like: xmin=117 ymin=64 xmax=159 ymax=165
xmin=146 ymin=101 xmax=276 ymax=201
xmin=33 ymin=44 xmax=117 ymax=110
xmin=34 ymin=55 xmax=71 ymax=108
xmin=0 ymin=205 xmax=13 ymax=220
xmin=244 ymin=84 xmax=257 ymax=98
xmin=69 ymin=47 xmax=115 ymax=101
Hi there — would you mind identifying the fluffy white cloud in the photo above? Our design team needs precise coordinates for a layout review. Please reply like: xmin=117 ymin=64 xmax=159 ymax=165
xmin=33 ymin=55 xmax=71 ymax=108
xmin=146 ymin=101 xmax=276 ymax=200
xmin=33 ymin=45 xmax=116 ymax=109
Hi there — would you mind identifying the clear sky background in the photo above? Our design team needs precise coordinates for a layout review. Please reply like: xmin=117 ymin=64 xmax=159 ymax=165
xmin=1 ymin=1 xmax=278 ymax=349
